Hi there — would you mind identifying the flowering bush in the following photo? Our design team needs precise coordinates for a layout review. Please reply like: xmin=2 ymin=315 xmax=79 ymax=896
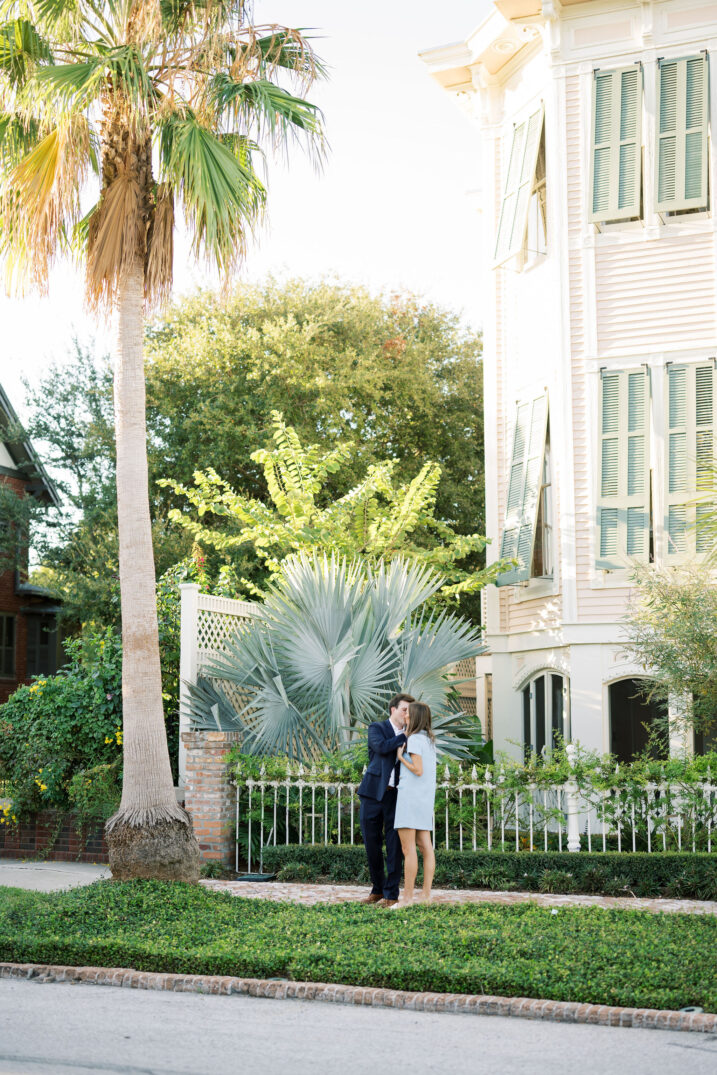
xmin=0 ymin=628 xmax=123 ymax=821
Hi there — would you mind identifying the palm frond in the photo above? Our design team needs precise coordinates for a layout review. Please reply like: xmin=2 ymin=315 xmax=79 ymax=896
xmin=145 ymin=180 xmax=174 ymax=304
xmin=0 ymin=110 xmax=40 ymax=168
xmin=0 ymin=18 xmax=53 ymax=86
xmin=158 ymin=108 xmax=266 ymax=271
xmin=370 ymin=557 xmax=444 ymax=637
xmin=254 ymin=28 xmax=329 ymax=82
xmin=85 ymin=169 xmax=144 ymax=307
xmin=397 ymin=608 xmax=484 ymax=712
xmin=32 ymin=59 xmax=105 ymax=113
xmin=185 ymin=675 xmax=241 ymax=732
xmin=1 ymin=115 xmax=90 ymax=290
xmin=211 ymin=74 xmax=324 ymax=155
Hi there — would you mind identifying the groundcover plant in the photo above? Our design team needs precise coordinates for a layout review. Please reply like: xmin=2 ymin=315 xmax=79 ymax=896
xmin=0 ymin=881 xmax=715 ymax=1012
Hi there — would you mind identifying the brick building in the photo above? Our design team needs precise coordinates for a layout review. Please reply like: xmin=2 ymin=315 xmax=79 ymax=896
xmin=0 ymin=384 xmax=61 ymax=704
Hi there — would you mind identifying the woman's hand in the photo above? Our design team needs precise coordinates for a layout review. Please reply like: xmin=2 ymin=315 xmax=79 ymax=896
xmin=397 ymin=745 xmax=405 ymax=758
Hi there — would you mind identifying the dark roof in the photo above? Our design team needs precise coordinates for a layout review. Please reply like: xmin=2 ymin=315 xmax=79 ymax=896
xmin=0 ymin=383 xmax=61 ymax=508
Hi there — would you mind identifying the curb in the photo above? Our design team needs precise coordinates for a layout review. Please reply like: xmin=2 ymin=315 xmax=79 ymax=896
xmin=1 ymin=962 xmax=714 ymax=1033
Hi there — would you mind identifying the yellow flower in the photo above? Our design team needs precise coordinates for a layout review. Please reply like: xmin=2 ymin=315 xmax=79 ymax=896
xmin=104 ymin=736 xmax=113 ymax=745
xmin=39 ymin=783 xmax=47 ymax=792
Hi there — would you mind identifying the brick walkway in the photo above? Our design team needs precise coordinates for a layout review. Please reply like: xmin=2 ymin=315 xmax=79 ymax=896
xmin=200 ymin=879 xmax=717 ymax=915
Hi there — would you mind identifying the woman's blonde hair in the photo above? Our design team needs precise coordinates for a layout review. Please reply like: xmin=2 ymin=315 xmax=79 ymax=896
xmin=406 ymin=701 xmax=435 ymax=743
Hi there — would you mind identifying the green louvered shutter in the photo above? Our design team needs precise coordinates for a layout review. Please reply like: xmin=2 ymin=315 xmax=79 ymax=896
xmin=589 ymin=66 xmax=643 ymax=222
xmin=665 ymin=362 xmax=716 ymax=558
xmin=596 ymin=369 xmax=650 ymax=570
xmin=656 ymin=54 xmax=709 ymax=213
xmin=494 ymin=106 xmax=544 ymax=266
xmin=497 ymin=395 xmax=548 ymax=586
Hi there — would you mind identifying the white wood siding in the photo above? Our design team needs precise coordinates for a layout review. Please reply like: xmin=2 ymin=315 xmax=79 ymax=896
xmin=595 ymin=235 xmax=716 ymax=356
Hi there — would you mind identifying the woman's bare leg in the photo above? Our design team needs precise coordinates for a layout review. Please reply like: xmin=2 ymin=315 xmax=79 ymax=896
xmin=416 ymin=830 xmax=435 ymax=900
xmin=397 ymin=828 xmax=417 ymax=902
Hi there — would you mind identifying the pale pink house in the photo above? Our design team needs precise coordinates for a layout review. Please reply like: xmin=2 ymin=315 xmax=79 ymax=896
xmin=422 ymin=0 xmax=717 ymax=761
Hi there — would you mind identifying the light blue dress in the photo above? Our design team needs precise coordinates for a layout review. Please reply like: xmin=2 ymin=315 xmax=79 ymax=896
xmin=393 ymin=732 xmax=437 ymax=831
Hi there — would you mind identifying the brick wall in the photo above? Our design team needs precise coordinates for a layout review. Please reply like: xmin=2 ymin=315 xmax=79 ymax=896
xmin=0 ymin=810 xmax=109 ymax=863
xmin=183 ymin=730 xmax=241 ymax=864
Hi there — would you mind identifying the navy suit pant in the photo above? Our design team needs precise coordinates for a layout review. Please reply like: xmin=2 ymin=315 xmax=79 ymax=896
xmin=359 ymin=788 xmax=403 ymax=899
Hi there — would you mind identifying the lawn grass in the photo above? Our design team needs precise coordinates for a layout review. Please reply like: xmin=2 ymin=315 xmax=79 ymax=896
xmin=0 ymin=880 xmax=715 ymax=1012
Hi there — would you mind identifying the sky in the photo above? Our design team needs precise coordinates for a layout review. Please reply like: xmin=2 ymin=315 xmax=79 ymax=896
xmin=1 ymin=0 xmax=495 ymax=421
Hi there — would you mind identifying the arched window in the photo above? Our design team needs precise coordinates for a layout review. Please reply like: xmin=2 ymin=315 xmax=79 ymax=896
xmin=609 ymin=678 xmax=668 ymax=763
xmin=521 ymin=672 xmax=569 ymax=759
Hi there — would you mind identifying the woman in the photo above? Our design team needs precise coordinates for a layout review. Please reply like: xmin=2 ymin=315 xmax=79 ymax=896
xmin=392 ymin=700 xmax=437 ymax=906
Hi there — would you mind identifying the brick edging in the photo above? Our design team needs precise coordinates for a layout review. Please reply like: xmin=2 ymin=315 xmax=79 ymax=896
xmin=1 ymin=962 xmax=714 ymax=1032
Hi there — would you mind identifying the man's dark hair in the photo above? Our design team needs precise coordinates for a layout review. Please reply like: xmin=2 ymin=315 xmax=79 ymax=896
xmin=388 ymin=692 xmax=415 ymax=713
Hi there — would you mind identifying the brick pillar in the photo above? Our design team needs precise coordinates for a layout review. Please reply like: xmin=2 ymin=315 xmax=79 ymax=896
xmin=182 ymin=730 xmax=241 ymax=864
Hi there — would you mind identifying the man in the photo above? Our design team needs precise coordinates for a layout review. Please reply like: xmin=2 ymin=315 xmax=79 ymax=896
xmin=356 ymin=692 xmax=415 ymax=907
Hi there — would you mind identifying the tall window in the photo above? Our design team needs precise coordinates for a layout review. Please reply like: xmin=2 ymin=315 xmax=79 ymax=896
xmin=0 ymin=615 xmax=15 ymax=678
xmin=589 ymin=65 xmax=643 ymax=223
xmin=609 ymin=679 xmax=668 ymax=762
xmin=494 ymin=105 xmax=545 ymax=267
xmin=522 ymin=672 xmax=568 ymax=759
xmin=525 ymin=127 xmax=547 ymax=261
xmin=497 ymin=394 xmax=549 ymax=587
xmin=665 ymin=362 xmax=716 ymax=558
xmin=26 ymin=615 xmax=58 ymax=678
xmin=596 ymin=368 xmax=650 ymax=571
xmin=531 ymin=428 xmax=552 ymax=578
xmin=656 ymin=55 xmax=709 ymax=215
xmin=694 ymin=723 xmax=717 ymax=755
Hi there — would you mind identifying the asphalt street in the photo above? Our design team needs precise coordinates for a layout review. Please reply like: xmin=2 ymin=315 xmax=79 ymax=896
xmin=2 ymin=978 xmax=716 ymax=1075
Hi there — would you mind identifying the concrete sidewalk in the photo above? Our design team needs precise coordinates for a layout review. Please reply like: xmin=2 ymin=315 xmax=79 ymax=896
xmin=0 ymin=858 xmax=109 ymax=892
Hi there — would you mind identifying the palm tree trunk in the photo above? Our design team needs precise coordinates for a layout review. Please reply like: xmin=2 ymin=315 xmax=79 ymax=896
xmin=105 ymin=259 xmax=199 ymax=881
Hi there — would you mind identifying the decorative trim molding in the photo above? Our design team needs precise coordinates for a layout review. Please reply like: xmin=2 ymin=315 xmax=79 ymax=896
xmin=601 ymin=661 xmax=644 ymax=685
xmin=512 ymin=655 xmax=571 ymax=691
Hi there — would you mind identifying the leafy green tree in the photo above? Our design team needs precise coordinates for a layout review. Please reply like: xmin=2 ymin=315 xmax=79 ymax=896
xmin=0 ymin=483 xmax=37 ymax=572
xmin=162 ymin=412 xmax=504 ymax=602
xmin=623 ymin=564 xmax=717 ymax=741
xmin=0 ymin=0 xmax=325 ymax=879
xmin=144 ymin=279 xmax=484 ymax=534
xmin=26 ymin=280 xmax=486 ymax=622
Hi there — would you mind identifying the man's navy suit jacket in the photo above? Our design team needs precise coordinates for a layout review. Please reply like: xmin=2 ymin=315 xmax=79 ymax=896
xmin=357 ymin=720 xmax=408 ymax=802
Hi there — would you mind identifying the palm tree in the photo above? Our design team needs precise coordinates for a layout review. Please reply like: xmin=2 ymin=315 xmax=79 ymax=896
xmin=187 ymin=554 xmax=486 ymax=761
xmin=0 ymin=0 xmax=324 ymax=879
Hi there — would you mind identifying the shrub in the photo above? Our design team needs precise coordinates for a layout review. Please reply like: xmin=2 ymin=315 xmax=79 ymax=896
xmin=538 ymin=870 xmax=577 ymax=894
xmin=0 ymin=561 xmax=201 ymax=826
xmin=260 ymin=845 xmax=717 ymax=901
xmin=66 ymin=760 xmax=122 ymax=823
xmin=0 ymin=628 xmax=123 ymax=821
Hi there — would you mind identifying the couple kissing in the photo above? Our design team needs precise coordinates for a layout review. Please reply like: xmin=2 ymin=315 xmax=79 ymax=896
xmin=357 ymin=693 xmax=437 ymax=908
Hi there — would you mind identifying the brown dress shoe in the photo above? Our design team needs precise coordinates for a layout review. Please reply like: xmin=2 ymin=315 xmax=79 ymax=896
xmin=376 ymin=898 xmax=398 ymax=907
xmin=360 ymin=893 xmax=383 ymax=904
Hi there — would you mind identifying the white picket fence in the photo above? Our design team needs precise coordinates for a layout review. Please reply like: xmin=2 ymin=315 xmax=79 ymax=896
xmin=235 ymin=746 xmax=717 ymax=872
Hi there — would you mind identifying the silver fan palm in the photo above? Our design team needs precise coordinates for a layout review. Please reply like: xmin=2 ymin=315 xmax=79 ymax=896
xmin=186 ymin=554 xmax=485 ymax=760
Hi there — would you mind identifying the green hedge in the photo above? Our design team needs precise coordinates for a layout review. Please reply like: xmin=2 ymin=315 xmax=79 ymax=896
xmin=261 ymin=844 xmax=717 ymax=900
xmin=0 ymin=881 xmax=715 ymax=1011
